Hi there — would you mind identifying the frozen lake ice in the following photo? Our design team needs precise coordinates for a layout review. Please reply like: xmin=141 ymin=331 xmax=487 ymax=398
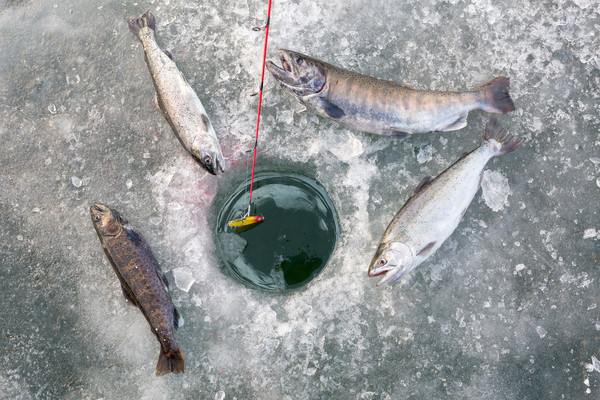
xmin=0 ymin=0 xmax=598 ymax=398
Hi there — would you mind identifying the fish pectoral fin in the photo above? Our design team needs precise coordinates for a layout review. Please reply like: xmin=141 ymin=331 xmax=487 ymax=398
xmin=412 ymin=176 xmax=434 ymax=196
xmin=121 ymin=283 xmax=138 ymax=307
xmin=388 ymin=129 xmax=410 ymax=139
xmin=163 ymin=49 xmax=174 ymax=60
xmin=173 ymin=306 xmax=184 ymax=329
xmin=155 ymin=268 xmax=169 ymax=289
xmin=319 ymin=98 xmax=345 ymax=119
xmin=392 ymin=81 xmax=413 ymax=89
xmin=416 ymin=241 xmax=436 ymax=257
xmin=154 ymin=93 xmax=167 ymax=117
xmin=439 ymin=112 xmax=468 ymax=132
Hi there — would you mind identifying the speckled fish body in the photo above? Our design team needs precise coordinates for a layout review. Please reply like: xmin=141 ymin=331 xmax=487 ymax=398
xmin=90 ymin=203 xmax=184 ymax=375
xmin=368 ymin=119 xmax=522 ymax=285
xmin=267 ymin=49 xmax=515 ymax=136
xmin=128 ymin=12 xmax=224 ymax=174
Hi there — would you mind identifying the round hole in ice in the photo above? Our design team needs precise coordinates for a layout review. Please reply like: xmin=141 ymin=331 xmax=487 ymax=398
xmin=215 ymin=172 xmax=339 ymax=291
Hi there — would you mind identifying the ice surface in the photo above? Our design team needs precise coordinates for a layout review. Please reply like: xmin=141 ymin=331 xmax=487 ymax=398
xmin=0 ymin=0 xmax=599 ymax=399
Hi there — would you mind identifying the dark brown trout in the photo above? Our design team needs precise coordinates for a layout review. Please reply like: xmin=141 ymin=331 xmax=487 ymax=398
xmin=267 ymin=49 xmax=515 ymax=137
xmin=91 ymin=203 xmax=184 ymax=375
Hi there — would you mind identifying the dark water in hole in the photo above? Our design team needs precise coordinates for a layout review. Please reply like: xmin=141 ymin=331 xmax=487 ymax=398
xmin=215 ymin=172 xmax=339 ymax=290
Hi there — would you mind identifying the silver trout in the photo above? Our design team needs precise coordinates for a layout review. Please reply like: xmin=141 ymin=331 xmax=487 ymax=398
xmin=91 ymin=203 xmax=184 ymax=375
xmin=266 ymin=49 xmax=515 ymax=137
xmin=368 ymin=118 xmax=522 ymax=285
xmin=128 ymin=12 xmax=225 ymax=174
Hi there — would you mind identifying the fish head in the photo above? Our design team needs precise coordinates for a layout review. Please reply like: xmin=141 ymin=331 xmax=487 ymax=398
xmin=90 ymin=202 xmax=125 ymax=237
xmin=266 ymin=49 xmax=328 ymax=97
xmin=193 ymin=139 xmax=226 ymax=175
xmin=368 ymin=242 xmax=413 ymax=286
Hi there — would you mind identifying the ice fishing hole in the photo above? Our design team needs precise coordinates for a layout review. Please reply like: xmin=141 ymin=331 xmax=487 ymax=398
xmin=215 ymin=172 xmax=339 ymax=291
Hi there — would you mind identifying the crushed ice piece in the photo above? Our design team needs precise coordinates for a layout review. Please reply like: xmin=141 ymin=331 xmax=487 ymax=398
xmin=173 ymin=267 xmax=195 ymax=292
xmin=16 ymin=235 xmax=23 ymax=241
xmin=66 ymin=74 xmax=80 ymax=85
xmin=71 ymin=176 xmax=82 ymax=188
xmin=592 ymin=356 xmax=600 ymax=372
xmin=590 ymin=157 xmax=600 ymax=165
xmin=583 ymin=229 xmax=597 ymax=239
xmin=326 ymin=132 xmax=364 ymax=162
xmin=573 ymin=0 xmax=592 ymax=8
xmin=536 ymin=326 xmax=547 ymax=339
xmin=214 ymin=391 xmax=225 ymax=400
xmin=481 ymin=170 xmax=511 ymax=212
xmin=276 ymin=109 xmax=294 ymax=125
xmin=48 ymin=103 xmax=57 ymax=114
xmin=596 ymin=321 xmax=600 ymax=331
xmin=515 ymin=264 xmax=526 ymax=272
xmin=416 ymin=145 xmax=434 ymax=164
xmin=126 ymin=179 xmax=133 ymax=189
xmin=143 ymin=152 xmax=151 ymax=159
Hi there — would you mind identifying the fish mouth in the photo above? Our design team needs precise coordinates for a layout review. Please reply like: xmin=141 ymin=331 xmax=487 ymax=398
xmin=266 ymin=49 xmax=298 ymax=86
xmin=90 ymin=202 xmax=109 ymax=214
xmin=369 ymin=266 xmax=405 ymax=286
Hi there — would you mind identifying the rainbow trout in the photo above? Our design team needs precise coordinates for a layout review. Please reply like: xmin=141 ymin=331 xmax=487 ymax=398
xmin=128 ymin=12 xmax=225 ymax=174
xmin=368 ymin=119 xmax=522 ymax=285
xmin=91 ymin=203 xmax=184 ymax=375
xmin=267 ymin=49 xmax=515 ymax=137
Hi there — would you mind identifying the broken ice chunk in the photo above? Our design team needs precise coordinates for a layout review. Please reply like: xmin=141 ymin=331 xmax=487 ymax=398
xmin=173 ymin=267 xmax=195 ymax=292
xmin=536 ymin=326 xmax=547 ymax=338
xmin=71 ymin=176 xmax=82 ymax=188
xmin=416 ymin=144 xmax=434 ymax=164
xmin=325 ymin=132 xmax=364 ymax=162
xmin=481 ymin=169 xmax=511 ymax=212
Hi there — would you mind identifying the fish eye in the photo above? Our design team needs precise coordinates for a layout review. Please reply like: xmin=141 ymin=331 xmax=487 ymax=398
xmin=295 ymin=57 xmax=303 ymax=65
xmin=94 ymin=215 xmax=101 ymax=222
xmin=378 ymin=258 xmax=387 ymax=266
xmin=203 ymin=156 xmax=213 ymax=166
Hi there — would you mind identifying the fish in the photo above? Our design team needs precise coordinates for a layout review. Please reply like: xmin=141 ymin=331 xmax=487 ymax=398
xmin=90 ymin=203 xmax=184 ymax=375
xmin=266 ymin=49 xmax=515 ymax=137
xmin=127 ymin=12 xmax=225 ymax=175
xmin=368 ymin=118 xmax=522 ymax=286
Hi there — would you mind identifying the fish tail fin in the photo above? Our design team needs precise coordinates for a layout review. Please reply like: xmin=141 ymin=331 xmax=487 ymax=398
xmin=156 ymin=342 xmax=185 ymax=375
xmin=127 ymin=11 xmax=156 ymax=40
xmin=482 ymin=117 xmax=522 ymax=156
xmin=478 ymin=77 xmax=515 ymax=114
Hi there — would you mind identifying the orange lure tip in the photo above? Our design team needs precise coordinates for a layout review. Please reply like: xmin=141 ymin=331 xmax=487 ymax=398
xmin=227 ymin=215 xmax=264 ymax=228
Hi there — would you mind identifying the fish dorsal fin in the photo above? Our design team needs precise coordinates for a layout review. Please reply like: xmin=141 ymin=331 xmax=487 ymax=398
xmin=413 ymin=176 xmax=434 ymax=196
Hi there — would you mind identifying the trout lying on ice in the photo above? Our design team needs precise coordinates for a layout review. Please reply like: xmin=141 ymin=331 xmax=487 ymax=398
xmin=267 ymin=49 xmax=515 ymax=137
xmin=368 ymin=118 xmax=522 ymax=286
xmin=91 ymin=203 xmax=184 ymax=375
xmin=128 ymin=12 xmax=225 ymax=174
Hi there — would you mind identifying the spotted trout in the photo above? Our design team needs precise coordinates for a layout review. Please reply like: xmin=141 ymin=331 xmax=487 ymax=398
xmin=128 ymin=12 xmax=225 ymax=174
xmin=91 ymin=203 xmax=184 ymax=375
xmin=368 ymin=118 xmax=522 ymax=285
xmin=267 ymin=49 xmax=515 ymax=137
